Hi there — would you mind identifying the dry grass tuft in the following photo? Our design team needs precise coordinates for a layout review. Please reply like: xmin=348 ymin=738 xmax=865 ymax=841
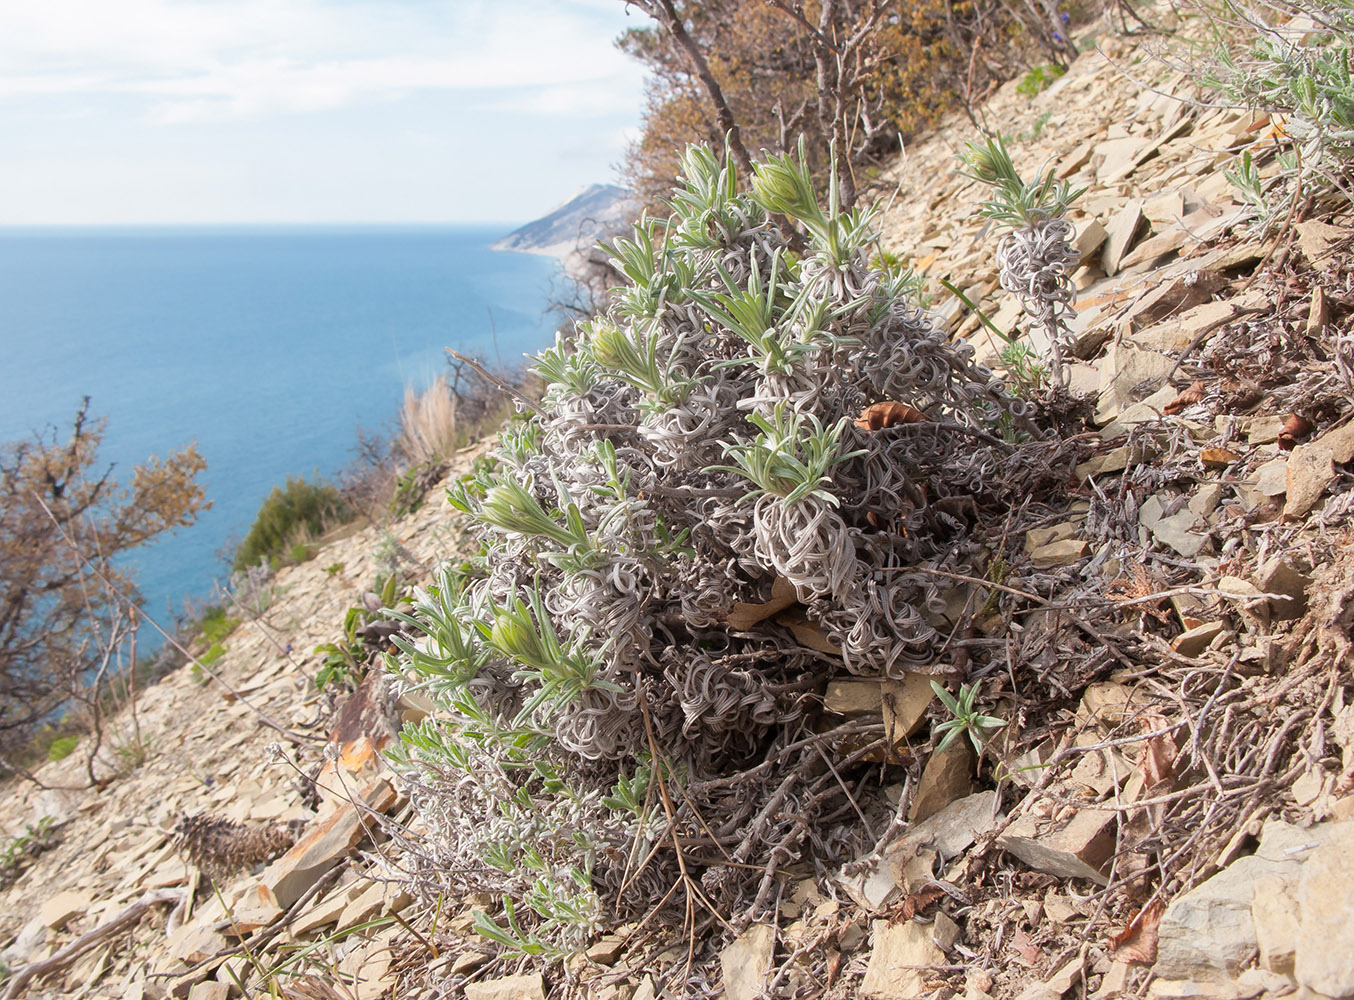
xmin=398 ymin=377 xmax=458 ymax=467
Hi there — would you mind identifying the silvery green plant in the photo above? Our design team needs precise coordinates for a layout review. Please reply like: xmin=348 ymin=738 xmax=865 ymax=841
xmin=930 ymin=680 xmax=1008 ymax=753
xmin=711 ymin=403 xmax=861 ymax=505
xmin=959 ymin=133 xmax=1083 ymax=388
xmin=380 ymin=142 xmax=1026 ymax=972
xmin=1203 ymin=0 xmax=1354 ymax=221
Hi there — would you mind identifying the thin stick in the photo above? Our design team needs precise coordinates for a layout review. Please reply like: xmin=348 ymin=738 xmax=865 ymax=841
xmin=127 ymin=612 xmax=142 ymax=754
xmin=3 ymin=888 xmax=186 ymax=998
xmin=445 ymin=349 xmax=545 ymax=417
xmin=159 ymin=863 xmax=348 ymax=981
xmin=637 ymin=687 xmax=732 ymax=984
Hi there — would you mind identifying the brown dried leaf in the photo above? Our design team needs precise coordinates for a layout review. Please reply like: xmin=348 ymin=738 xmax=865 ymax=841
xmin=1010 ymin=927 xmax=1042 ymax=966
xmin=1162 ymin=380 xmax=1205 ymax=415
xmin=726 ymin=576 xmax=797 ymax=630
xmin=1278 ymin=414 xmax=1314 ymax=451
xmin=826 ymin=948 xmax=842 ymax=987
xmin=1138 ymin=712 xmax=1177 ymax=789
xmin=897 ymin=885 xmax=947 ymax=921
xmin=1109 ymin=900 xmax=1164 ymax=964
xmin=856 ymin=401 xmax=925 ymax=431
xmin=774 ymin=606 xmax=842 ymax=655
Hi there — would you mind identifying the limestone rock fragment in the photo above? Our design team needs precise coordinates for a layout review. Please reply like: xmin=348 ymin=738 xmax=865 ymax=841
xmin=1284 ymin=421 xmax=1354 ymax=518
xmin=1172 ymin=621 xmax=1224 ymax=657
xmin=464 ymin=974 xmax=546 ymax=1000
xmin=261 ymin=778 xmax=396 ymax=908
xmin=998 ymin=802 xmax=1116 ymax=884
xmin=861 ymin=912 xmax=960 ymax=999
xmin=1103 ymin=199 xmax=1146 ymax=275
xmin=720 ymin=922 xmax=776 ymax=1000
xmin=1138 ymin=494 xmax=1208 ymax=558
xmin=1295 ymin=823 xmax=1354 ymax=998
xmin=1030 ymin=538 xmax=1091 ymax=568
xmin=40 ymin=888 xmax=90 ymax=930
xmin=910 ymin=743 xmax=975 ymax=823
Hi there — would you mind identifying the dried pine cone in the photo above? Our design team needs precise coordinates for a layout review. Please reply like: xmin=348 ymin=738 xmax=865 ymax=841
xmin=174 ymin=813 xmax=306 ymax=880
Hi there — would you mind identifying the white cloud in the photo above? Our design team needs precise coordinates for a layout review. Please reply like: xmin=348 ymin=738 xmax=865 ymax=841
xmin=483 ymin=79 xmax=647 ymax=119
xmin=0 ymin=0 xmax=647 ymax=123
xmin=0 ymin=0 xmax=653 ymax=222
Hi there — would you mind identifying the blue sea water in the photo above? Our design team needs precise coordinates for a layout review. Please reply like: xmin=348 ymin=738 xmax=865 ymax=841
xmin=0 ymin=225 xmax=561 ymax=632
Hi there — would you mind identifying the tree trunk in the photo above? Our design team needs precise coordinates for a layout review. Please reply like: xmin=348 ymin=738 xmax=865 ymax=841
xmin=635 ymin=0 xmax=756 ymax=179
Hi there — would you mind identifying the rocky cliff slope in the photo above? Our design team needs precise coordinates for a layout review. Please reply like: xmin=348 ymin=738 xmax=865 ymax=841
xmin=491 ymin=183 xmax=635 ymax=259
xmin=1 ymin=11 xmax=1351 ymax=1000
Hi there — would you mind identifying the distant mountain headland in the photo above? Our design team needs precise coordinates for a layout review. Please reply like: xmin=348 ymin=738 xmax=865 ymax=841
xmin=492 ymin=183 xmax=636 ymax=260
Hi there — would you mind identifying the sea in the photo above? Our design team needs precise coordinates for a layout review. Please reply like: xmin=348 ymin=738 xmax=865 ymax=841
xmin=0 ymin=225 xmax=562 ymax=637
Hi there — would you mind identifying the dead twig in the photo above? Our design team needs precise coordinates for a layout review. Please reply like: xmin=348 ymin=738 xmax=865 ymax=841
xmin=3 ymin=888 xmax=186 ymax=999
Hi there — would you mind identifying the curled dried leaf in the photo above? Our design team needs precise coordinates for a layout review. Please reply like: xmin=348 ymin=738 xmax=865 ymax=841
xmin=1138 ymin=711 xmax=1177 ymax=789
xmin=1109 ymin=899 xmax=1164 ymax=964
xmin=897 ymin=884 xmax=947 ymax=920
xmin=1010 ymin=926 xmax=1041 ymax=965
xmin=856 ymin=401 xmax=925 ymax=431
xmin=726 ymin=576 xmax=798 ymax=630
xmin=1278 ymin=414 xmax=1313 ymax=451
xmin=1162 ymin=380 xmax=1205 ymax=416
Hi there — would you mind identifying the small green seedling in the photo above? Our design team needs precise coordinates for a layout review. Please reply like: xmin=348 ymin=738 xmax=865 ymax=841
xmin=930 ymin=680 xmax=1007 ymax=753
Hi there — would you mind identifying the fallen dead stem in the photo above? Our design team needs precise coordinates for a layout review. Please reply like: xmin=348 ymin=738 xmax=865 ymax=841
xmin=152 ymin=863 xmax=349 ymax=984
xmin=3 ymin=888 xmax=187 ymax=999
xmin=637 ymin=688 xmax=727 ymax=986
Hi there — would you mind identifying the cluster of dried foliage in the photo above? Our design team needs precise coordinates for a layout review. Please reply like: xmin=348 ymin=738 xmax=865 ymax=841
xmin=339 ymin=358 xmax=539 ymax=524
xmin=0 ymin=398 xmax=208 ymax=757
xmin=619 ymin=0 xmax=1082 ymax=209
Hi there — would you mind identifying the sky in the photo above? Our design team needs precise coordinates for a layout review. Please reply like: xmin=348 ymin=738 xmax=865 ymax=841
xmin=0 ymin=0 xmax=651 ymax=225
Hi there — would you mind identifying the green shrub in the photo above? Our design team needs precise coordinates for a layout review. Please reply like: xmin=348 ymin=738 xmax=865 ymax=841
xmin=1016 ymin=62 xmax=1066 ymax=97
xmin=46 ymin=735 xmax=78 ymax=761
xmin=0 ymin=817 xmax=58 ymax=887
xmin=313 ymin=573 xmax=404 ymax=693
xmin=288 ymin=542 xmax=317 ymax=564
xmin=1018 ymin=110 xmax=1054 ymax=143
xmin=233 ymin=477 xmax=351 ymax=572
xmin=197 ymin=606 xmax=239 ymax=645
xmin=390 ymin=461 xmax=439 ymax=519
xmin=383 ymin=144 xmax=1024 ymax=961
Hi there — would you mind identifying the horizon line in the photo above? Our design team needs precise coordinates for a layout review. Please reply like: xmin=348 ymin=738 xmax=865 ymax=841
xmin=0 ymin=219 xmax=526 ymax=228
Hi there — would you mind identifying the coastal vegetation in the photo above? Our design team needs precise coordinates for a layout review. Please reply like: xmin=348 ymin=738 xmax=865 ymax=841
xmin=369 ymin=0 xmax=1354 ymax=988
xmin=0 ymin=398 xmax=207 ymax=758
xmin=382 ymin=141 xmax=1034 ymax=955
xmin=619 ymin=0 xmax=1081 ymax=207
xmin=232 ymin=477 xmax=351 ymax=573
xmin=2 ymin=0 xmax=1354 ymax=996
